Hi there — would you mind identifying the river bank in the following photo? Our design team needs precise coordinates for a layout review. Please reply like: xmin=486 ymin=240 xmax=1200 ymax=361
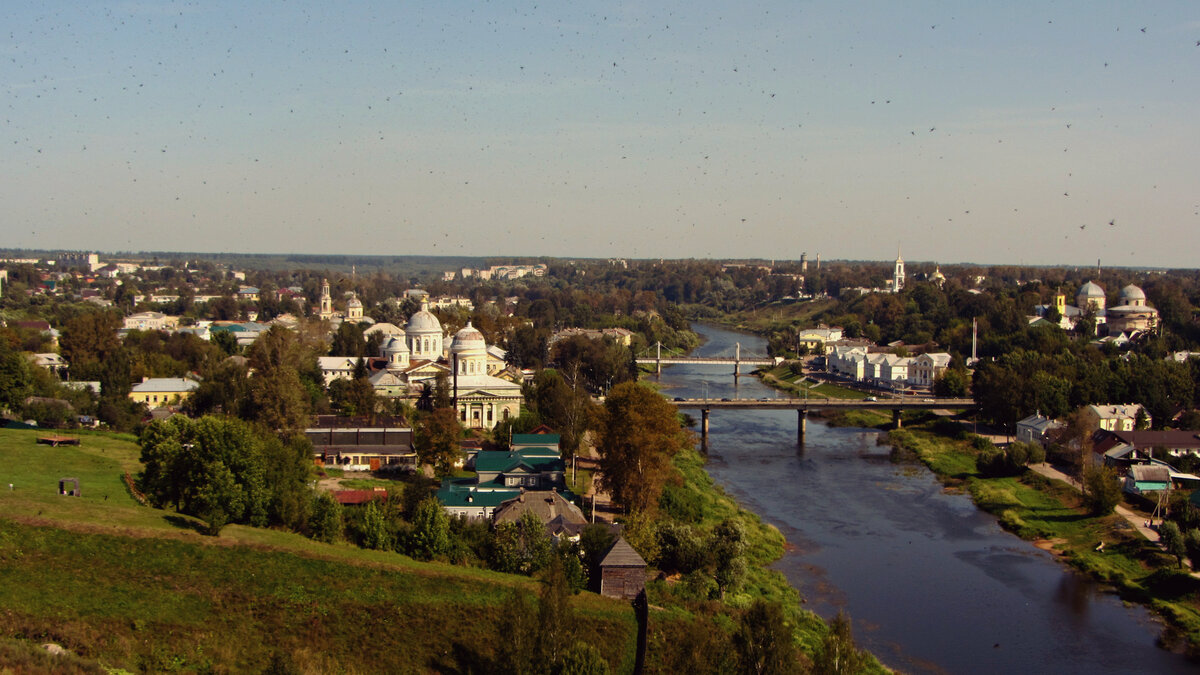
xmin=644 ymin=445 xmax=889 ymax=672
xmin=678 ymin=321 xmax=1195 ymax=673
xmin=754 ymin=355 xmax=1200 ymax=657
xmin=884 ymin=422 xmax=1200 ymax=658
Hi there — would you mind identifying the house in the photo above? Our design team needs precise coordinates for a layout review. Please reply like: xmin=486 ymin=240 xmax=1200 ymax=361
xmin=437 ymin=481 xmax=523 ymax=519
xmin=1124 ymin=465 xmax=1171 ymax=496
xmin=548 ymin=327 xmax=636 ymax=348
xmin=1016 ymin=414 xmax=1064 ymax=446
xmin=305 ymin=419 xmax=415 ymax=471
xmin=1093 ymin=429 xmax=1200 ymax=464
xmin=492 ymin=489 xmax=588 ymax=542
xmin=599 ymin=537 xmax=647 ymax=600
xmin=317 ymin=356 xmax=363 ymax=385
xmin=209 ymin=322 xmax=270 ymax=348
xmin=1083 ymin=404 xmax=1147 ymax=432
xmin=795 ymin=327 xmax=843 ymax=352
xmin=128 ymin=378 xmax=198 ymax=407
xmin=879 ymin=355 xmax=912 ymax=386
xmin=30 ymin=353 xmax=68 ymax=376
xmin=511 ymin=432 xmax=561 ymax=452
xmin=826 ymin=345 xmax=868 ymax=381
xmin=123 ymin=311 xmax=180 ymax=331
xmin=473 ymin=448 xmax=565 ymax=490
xmin=909 ymin=353 xmax=952 ymax=388
xmin=439 ymin=433 xmax=569 ymax=518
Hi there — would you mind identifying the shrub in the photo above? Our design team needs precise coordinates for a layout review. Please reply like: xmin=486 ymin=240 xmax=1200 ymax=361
xmin=1081 ymin=463 xmax=1122 ymax=516
xmin=309 ymin=492 xmax=344 ymax=543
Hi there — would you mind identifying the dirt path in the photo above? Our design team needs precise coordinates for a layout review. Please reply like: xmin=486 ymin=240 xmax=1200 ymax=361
xmin=576 ymin=443 xmax=618 ymax=523
xmin=1027 ymin=462 xmax=1161 ymax=543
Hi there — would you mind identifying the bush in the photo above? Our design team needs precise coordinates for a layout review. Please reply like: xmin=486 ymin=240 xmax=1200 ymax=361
xmin=654 ymin=521 xmax=706 ymax=574
xmin=971 ymin=435 xmax=996 ymax=451
xmin=659 ymin=482 xmax=703 ymax=524
xmin=1081 ymin=463 xmax=1122 ymax=516
xmin=1161 ymin=522 xmax=1187 ymax=568
xmin=309 ymin=492 xmax=343 ymax=543
xmin=1185 ymin=529 xmax=1200 ymax=570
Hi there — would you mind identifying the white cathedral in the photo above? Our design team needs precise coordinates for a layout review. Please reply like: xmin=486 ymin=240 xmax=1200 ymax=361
xmin=318 ymin=297 xmax=523 ymax=430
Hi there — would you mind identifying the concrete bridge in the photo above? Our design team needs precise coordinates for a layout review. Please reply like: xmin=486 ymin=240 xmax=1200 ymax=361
xmin=636 ymin=341 xmax=780 ymax=375
xmin=666 ymin=396 xmax=977 ymax=443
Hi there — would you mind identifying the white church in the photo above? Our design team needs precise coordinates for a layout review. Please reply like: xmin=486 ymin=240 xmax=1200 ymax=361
xmin=318 ymin=288 xmax=523 ymax=430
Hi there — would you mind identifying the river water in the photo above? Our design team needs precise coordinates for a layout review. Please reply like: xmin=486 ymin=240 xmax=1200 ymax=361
xmin=653 ymin=323 xmax=1194 ymax=674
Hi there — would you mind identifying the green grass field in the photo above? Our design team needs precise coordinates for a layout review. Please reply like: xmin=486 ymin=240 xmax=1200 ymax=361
xmin=0 ymin=428 xmax=641 ymax=673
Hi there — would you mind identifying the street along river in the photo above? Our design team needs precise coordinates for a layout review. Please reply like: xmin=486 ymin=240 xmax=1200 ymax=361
xmin=651 ymin=323 xmax=1194 ymax=674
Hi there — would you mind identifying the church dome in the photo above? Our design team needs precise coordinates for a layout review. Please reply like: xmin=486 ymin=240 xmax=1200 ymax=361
xmin=1119 ymin=284 xmax=1146 ymax=302
xmin=348 ymin=294 xmax=362 ymax=308
xmin=1078 ymin=281 xmax=1105 ymax=298
xmin=381 ymin=336 xmax=409 ymax=354
xmin=406 ymin=305 xmax=442 ymax=335
xmin=451 ymin=322 xmax=486 ymax=352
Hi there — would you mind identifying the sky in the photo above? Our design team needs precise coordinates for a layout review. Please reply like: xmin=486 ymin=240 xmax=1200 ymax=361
xmin=2 ymin=1 xmax=1199 ymax=267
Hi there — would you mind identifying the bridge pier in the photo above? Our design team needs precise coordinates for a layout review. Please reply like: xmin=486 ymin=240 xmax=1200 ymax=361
xmin=892 ymin=409 xmax=903 ymax=429
xmin=701 ymin=409 xmax=710 ymax=445
xmin=797 ymin=408 xmax=807 ymax=443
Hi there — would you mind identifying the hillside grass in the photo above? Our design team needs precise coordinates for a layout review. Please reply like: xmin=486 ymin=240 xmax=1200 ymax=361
xmin=694 ymin=297 xmax=839 ymax=335
xmin=0 ymin=428 xmax=643 ymax=673
xmin=887 ymin=424 xmax=1200 ymax=656
xmin=757 ymin=365 xmax=870 ymax=401
xmin=655 ymin=447 xmax=889 ymax=671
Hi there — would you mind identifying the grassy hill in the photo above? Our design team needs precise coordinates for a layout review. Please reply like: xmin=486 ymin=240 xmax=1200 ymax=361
xmin=0 ymin=428 xmax=639 ymax=673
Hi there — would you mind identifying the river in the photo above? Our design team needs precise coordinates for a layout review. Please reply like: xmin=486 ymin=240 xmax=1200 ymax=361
xmin=652 ymin=323 xmax=1194 ymax=674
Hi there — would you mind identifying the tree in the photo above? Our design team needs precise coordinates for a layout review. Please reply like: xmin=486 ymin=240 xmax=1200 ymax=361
xmin=711 ymin=519 xmax=748 ymax=599
xmin=60 ymin=311 xmax=122 ymax=380
xmin=138 ymin=416 xmax=272 ymax=529
xmin=1080 ymin=462 xmax=1122 ymax=516
xmin=494 ymin=590 xmax=539 ymax=675
xmin=596 ymin=382 xmax=688 ymax=514
xmin=408 ymin=496 xmax=450 ymax=561
xmin=813 ymin=611 xmax=864 ymax=675
xmin=1184 ymin=528 xmax=1200 ymax=570
xmin=733 ymin=600 xmax=799 ymax=675
xmin=415 ymin=407 xmax=463 ymax=476
xmin=1160 ymin=521 xmax=1187 ymax=568
xmin=355 ymin=500 xmax=391 ymax=550
xmin=194 ymin=462 xmax=245 ymax=535
xmin=526 ymin=369 xmax=594 ymax=457
xmin=309 ymin=492 xmax=344 ymax=543
xmin=537 ymin=557 xmax=575 ymax=667
xmin=212 ymin=329 xmax=239 ymax=356
xmin=0 ymin=341 xmax=33 ymax=413
xmin=184 ymin=357 xmax=249 ymax=417
xmin=558 ymin=643 xmax=610 ymax=675
xmin=933 ymin=368 xmax=969 ymax=398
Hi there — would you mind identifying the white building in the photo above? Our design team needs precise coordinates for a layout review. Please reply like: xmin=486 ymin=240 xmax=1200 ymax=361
xmin=909 ymin=353 xmax=952 ymax=388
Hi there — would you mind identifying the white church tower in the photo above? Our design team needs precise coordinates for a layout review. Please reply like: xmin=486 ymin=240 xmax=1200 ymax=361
xmin=319 ymin=278 xmax=333 ymax=320
xmin=893 ymin=247 xmax=905 ymax=293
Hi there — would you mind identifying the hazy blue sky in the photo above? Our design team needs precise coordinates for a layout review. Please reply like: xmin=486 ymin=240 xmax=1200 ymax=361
xmin=3 ymin=2 xmax=1198 ymax=267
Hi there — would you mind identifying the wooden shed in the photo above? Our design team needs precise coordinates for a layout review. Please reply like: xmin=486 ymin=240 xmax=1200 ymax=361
xmin=599 ymin=536 xmax=647 ymax=600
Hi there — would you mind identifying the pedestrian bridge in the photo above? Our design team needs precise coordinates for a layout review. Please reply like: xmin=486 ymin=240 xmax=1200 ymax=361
xmin=636 ymin=341 xmax=779 ymax=374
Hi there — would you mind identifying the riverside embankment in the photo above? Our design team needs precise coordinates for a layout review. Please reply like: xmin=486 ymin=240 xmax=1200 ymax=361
xmin=652 ymin=322 xmax=1195 ymax=674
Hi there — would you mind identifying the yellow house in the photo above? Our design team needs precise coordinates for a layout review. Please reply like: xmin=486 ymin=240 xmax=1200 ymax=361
xmin=129 ymin=378 xmax=198 ymax=407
